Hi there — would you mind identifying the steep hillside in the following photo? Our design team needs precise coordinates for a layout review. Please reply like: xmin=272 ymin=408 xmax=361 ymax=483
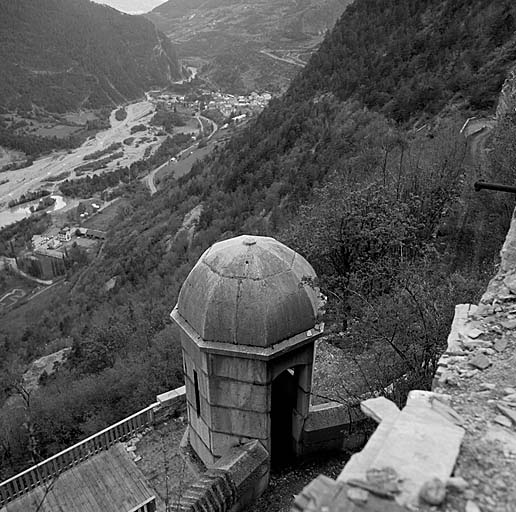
xmin=146 ymin=0 xmax=353 ymax=93
xmin=2 ymin=0 xmax=516 ymax=484
xmin=0 ymin=0 xmax=182 ymax=114
xmin=290 ymin=0 xmax=516 ymax=120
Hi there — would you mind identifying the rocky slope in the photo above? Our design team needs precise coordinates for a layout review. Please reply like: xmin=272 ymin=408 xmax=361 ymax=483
xmin=0 ymin=0 xmax=182 ymax=114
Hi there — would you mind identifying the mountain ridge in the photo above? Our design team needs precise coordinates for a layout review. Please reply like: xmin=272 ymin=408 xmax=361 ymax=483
xmin=0 ymin=0 xmax=182 ymax=114
xmin=146 ymin=0 xmax=353 ymax=93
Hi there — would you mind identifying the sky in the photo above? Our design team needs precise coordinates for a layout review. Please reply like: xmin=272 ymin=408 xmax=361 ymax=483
xmin=92 ymin=0 xmax=168 ymax=14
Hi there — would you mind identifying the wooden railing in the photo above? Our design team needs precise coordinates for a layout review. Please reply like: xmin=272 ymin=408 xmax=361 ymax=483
xmin=0 ymin=402 xmax=158 ymax=506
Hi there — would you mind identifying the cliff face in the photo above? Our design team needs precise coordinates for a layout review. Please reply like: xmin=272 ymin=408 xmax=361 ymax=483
xmin=0 ymin=0 xmax=182 ymax=113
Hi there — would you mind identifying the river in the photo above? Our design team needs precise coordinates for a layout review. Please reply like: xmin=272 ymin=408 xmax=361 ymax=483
xmin=0 ymin=99 xmax=159 ymax=230
xmin=0 ymin=195 xmax=67 ymax=230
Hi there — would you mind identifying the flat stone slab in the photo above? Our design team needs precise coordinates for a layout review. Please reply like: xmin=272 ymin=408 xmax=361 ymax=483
xmin=494 ymin=338 xmax=509 ymax=352
xmin=465 ymin=327 xmax=484 ymax=339
xmin=156 ymin=385 xmax=186 ymax=405
xmin=500 ymin=319 xmax=516 ymax=330
xmin=360 ymin=397 xmax=400 ymax=424
xmin=293 ymin=474 xmax=407 ymax=512
xmin=496 ymin=404 xmax=516 ymax=425
xmin=469 ymin=354 xmax=491 ymax=370
xmin=339 ymin=391 xmax=464 ymax=508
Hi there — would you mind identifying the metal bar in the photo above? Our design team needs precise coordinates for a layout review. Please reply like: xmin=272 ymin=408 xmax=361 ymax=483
xmin=474 ymin=181 xmax=516 ymax=193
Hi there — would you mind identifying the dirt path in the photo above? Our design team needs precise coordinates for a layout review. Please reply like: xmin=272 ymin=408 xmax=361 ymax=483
xmin=446 ymin=119 xmax=514 ymax=272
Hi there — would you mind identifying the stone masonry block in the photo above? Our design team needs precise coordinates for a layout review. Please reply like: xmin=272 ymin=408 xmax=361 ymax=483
xmin=182 ymin=350 xmax=194 ymax=381
xmin=183 ymin=356 xmax=209 ymax=398
xmin=181 ymin=334 xmax=208 ymax=372
xmin=208 ymin=377 xmax=269 ymax=413
xmin=214 ymin=440 xmax=270 ymax=489
xmin=210 ymin=431 xmax=257 ymax=457
xmin=296 ymin=364 xmax=313 ymax=393
xmin=295 ymin=388 xmax=311 ymax=418
xmin=212 ymin=406 xmax=269 ymax=439
xmin=156 ymin=385 xmax=186 ymax=406
xmin=305 ymin=403 xmax=363 ymax=432
xmin=361 ymin=396 xmax=400 ymax=424
xmin=189 ymin=426 xmax=216 ymax=467
xmin=188 ymin=403 xmax=212 ymax=448
xmin=209 ymin=354 xmax=268 ymax=384
xmin=292 ymin=408 xmax=305 ymax=441
xmin=185 ymin=375 xmax=195 ymax=406
xmin=270 ymin=345 xmax=314 ymax=381
xmin=186 ymin=388 xmax=213 ymax=426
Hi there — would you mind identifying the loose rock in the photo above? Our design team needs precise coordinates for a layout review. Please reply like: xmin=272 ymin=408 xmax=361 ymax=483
xmin=446 ymin=476 xmax=468 ymax=491
xmin=497 ymin=404 xmax=516 ymax=424
xmin=419 ymin=478 xmax=446 ymax=505
xmin=465 ymin=500 xmax=481 ymax=512
xmin=346 ymin=487 xmax=369 ymax=504
xmin=494 ymin=414 xmax=513 ymax=428
xmin=469 ymin=354 xmax=491 ymax=370
xmin=500 ymin=319 xmax=516 ymax=329
xmin=494 ymin=338 xmax=509 ymax=352
xmin=466 ymin=327 xmax=484 ymax=339
xmin=464 ymin=489 xmax=475 ymax=500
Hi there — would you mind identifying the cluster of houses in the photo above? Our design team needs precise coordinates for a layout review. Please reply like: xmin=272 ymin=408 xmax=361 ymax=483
xmin=17 ymin=226 xmax=107 ymax=280
xmin=154 ymin=91 xmax=273 ymax=119
xmin=206 ymin=92 xmax=272 ymax=117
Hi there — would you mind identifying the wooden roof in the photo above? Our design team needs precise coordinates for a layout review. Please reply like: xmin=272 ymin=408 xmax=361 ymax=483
xmin=1 ymin=444 xmax=155 ymax=512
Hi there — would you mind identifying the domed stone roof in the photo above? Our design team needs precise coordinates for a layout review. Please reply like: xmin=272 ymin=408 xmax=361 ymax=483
xmin=176 ymin=235 xmax=320 ymax=348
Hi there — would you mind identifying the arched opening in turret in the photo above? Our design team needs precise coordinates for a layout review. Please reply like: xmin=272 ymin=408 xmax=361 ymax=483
xmin=271 ymin=368 xmax=298 ymax=467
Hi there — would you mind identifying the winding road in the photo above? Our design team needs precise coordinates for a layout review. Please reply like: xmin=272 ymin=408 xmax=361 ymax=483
xmin=143 ymin=115 xmax=218 ymax=195
xmin=259 ymin=49 xmax=306 ymax=68
xmin=0 ymin=288 xmax=25 ymax=309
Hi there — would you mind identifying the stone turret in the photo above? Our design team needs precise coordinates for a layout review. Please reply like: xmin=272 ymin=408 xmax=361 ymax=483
xmin=171 ymin=235 xmax=324 ymax=468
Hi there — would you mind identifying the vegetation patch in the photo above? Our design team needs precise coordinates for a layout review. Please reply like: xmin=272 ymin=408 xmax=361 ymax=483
xmin=74 ymin=151 xmax=123 ymax=176
xmin=82 ymin=142 xmax=122 ymax=161
xmin=44 ymin=170 xmax=71 ymax=182
xmin=114 ymin=107 xmax=127 ymax=122
xmin=7 ymin=189 xmax=51 ymax=208
xmin=150 ymin=110 xmax=186 ymax=133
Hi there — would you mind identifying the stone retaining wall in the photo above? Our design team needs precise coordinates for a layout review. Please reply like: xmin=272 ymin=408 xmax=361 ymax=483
xmin=301 ymin=402 xmax=370 ymax=455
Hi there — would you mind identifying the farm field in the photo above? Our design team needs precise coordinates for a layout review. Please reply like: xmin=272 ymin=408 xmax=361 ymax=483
xmin=82 ymin=198 xmax=127 ymax=231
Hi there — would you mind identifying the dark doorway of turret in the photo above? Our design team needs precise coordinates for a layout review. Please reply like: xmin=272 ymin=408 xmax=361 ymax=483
xmin=271 ymin=368 xmax=297 ymax=467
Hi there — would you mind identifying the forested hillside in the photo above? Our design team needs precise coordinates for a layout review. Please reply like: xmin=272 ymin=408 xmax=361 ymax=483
xmin=0 ymin=0 xmax=182 ymax=113
xmin=2 ymin=0 xmax=516 ymax=481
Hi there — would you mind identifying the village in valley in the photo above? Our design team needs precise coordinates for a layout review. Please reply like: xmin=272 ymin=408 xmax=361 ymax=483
xmin=153 ymin=90 xmax=272 ymax=116
xmin=0 ymin=82 xmax=274 ymax=310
